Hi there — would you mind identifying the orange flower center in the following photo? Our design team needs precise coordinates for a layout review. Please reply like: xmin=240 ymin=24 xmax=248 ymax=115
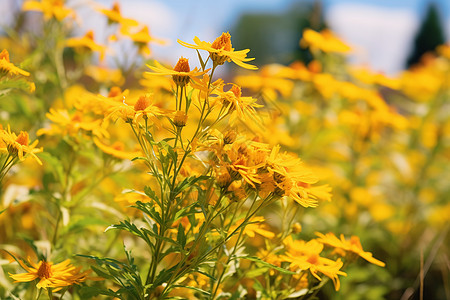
xmin=0 ymin=49 xmax=10 ymax=62
xmin=37 ymin=261 xmax=53 ymax=279
xmin=306 ymin=254 xmax=319 ymax=265
xmin=111 ymin=141 xmax=125 ymax=151
xmin=230 ymin=85 xmax=241 ymax=98
xmin=134 ymin=95 xmax=151 ymax=111
xmin=212 ymin=32 xmax=232 ymax=51
xmin=173 ymin=57 xmax=190 ymax=73
xmin=112 ymin=2 xmax=121 ymax=13
xmin=71 ymin=114 xmax=82 ymax=123
xmin=86 ymin=30 xmax=95 ymax=41
xmin=15 ymin=131 xmax=29 ymax=146
xmin=108 ymin=86 xmax=122 ymax=97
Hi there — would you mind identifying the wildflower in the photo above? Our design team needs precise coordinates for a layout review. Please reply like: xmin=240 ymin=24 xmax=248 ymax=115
xmin=281 ymin=236 xmax=347 ymax=291
xmin=37 ymin=109 xmax=108 ymax=139
xmin=120 ymin=26 xmax=165 ymax=55
xmin=215 ymin=84 xmax=263 ymax=126
xmin=234 ymin=64 xmax=294 ymax=100
xmin=66 ymin=30 xmax=106 ymax=61
xmin=173 ymin=110 xmax=188 ymax=127
xmin=315 ymin=232 xmax=385 ymax=267
xmin=9 ymin=258 xmax=91 ymax=292
xmin=0 ymin=49 xmax=30 ymax=77
xmin=107 ymin=94 xmax=165 ymax=125
xmin=300 ymin=29 xmax=351 ymax=53
xmin=178 ymin=32 xmax=257 ymax=70
xmin=265 ymin=145 xmax=330 ymax=207
xmin=93 ymin=138 xmax=141 ymax=160
xmin=1 ymin=126 xmax=42 ymax=165
xmin=98 ymin=2 xmax=138 ymax=27
xmin=349 ymin=67 xmax=400 ymax=90
xmin=22 ymin=0 xmax=74 ymax=21
xmin=230 ymin=216 xmax=275 ymax=239
xmin=146 ymin=57 xmax=208 ymax=87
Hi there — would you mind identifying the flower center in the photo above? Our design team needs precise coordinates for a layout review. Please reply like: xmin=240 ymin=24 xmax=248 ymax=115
xmin=134 ymin=95 xmax=151 ymax=111
xmin=112 ymin=2 xmax=121 ymax=13
xmin=108 ymin=86 xmax=122 ymax=98
xmin=230 ymin=85 xmax=241 ymax=98
xmin=0 ymin=49 xmax=10 ymax=62
xmin=37 ymin=261 xmax=53 ymax=279
xmin=173 ymin=57 xmax=190 ymax=73
xmin=86 ymin=30 xmax=95 ymax=41
xmin=211 ymin=32 xmax=232 ymax=51
xmin=306 ymin=254 xmax=319 ymax=265
xmin=15 ymin=131 xmax=29 ymax=146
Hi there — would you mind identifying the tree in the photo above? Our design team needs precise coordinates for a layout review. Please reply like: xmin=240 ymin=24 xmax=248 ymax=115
xmin=406 ymin=2 xmax=445 ymax=67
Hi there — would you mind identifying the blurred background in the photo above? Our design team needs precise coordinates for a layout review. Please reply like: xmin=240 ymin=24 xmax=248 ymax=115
xmin=1 ymin=0 xmax=449 ymax=75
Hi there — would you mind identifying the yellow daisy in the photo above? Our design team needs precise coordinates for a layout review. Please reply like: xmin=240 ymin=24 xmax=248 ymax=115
xmin=301 ymin=29 xmax=351 ymax=53
xmin=120 ymin=25 xmax=165 ymax=56
xmin=0 ymin=49 xmax=30 ymax=77
xmin=98 ymin=2 xmax=139 ymax=27
xmin=22 ymin=0 xmax=74 ymax=21
xmin=315 ymin=232 xmax=386 ymax=267
xmin=107 ymin=94 xmax=166 ymax=125
xmin=9 ymin=258 xmax=91 ymax=292
xmin=66 ymin=30 xmax=106 ymax=61
xmin=93 ymin=137 xmax=141 ymax=160
xmin=1 ymin=126 xmax=42 ymax=165
xmin=178 ymin=32 xmax=257 ymax=70
xmin=146 ymin=57 xmax=209 ymax=87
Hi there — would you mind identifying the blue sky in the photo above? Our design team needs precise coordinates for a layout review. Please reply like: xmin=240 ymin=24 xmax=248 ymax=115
xmin=110 ymin=0 xmax=449 ymax=74
xmin=3 ymin=0 xmax=447 ymax=74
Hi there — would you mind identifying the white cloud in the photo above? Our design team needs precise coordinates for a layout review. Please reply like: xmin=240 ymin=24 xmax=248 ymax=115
xmin=326 ymin=3 xmax=420 ymax=75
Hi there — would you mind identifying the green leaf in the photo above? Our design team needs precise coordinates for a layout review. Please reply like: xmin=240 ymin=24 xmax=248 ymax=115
xmin=134 ymin=200 xmax=162 ymax=224
xmin=196 ymin=50 xmax=206 ymax=70
xmin=0 ymin=208 xmax=6 ymax=215
xmin=239 ymin=256 xmax=295 ymax=275
xmin=143 ymin=187 xmax=161 ymax=206
xmin=79 ymin=286 xmax=119 ymax=298
xmin=177 ymin=223 xmax=186 ymax=248
xmin=38 ymin=152 xmax=64 ymax=184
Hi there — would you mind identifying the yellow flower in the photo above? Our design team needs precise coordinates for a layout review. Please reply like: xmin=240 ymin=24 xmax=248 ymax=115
xmin=215 ymin=84 xmax=263 ymax=126
xmin=1 ymin=126 xmax=42 ymax=165
xmin=265 ymin=145 xmax=330 ymax=207
xmin=230 ymin=216 xmax=275 ymax=239
xmin=93 ymin=137 xmax=141 ymax=160
xmin=98 ymin=2 xmax=139 ymax=27
xmin=146 ymin=57 xmax=208 ymax=87
xmin=75 ymin=86 xmax=129 ymax=116
xmin=281 ymin=236 xmax=347 ymax=291
xmin=234 ymin=64 xmax=294 ymax=100
xmin=301 ymin=29 xmax=351 ymax=53
xmin=178 ymin=32 xmax=257 ymax=70
xmin=120 ymin=26 xmax=165 ymax=56
xmin=84 ymin=65 xmax=124 ymax=86
xmin=66 ymin=30 xmax=106 ymax=61
xmin=0 ymin=49 xmax=30 ymax=77
xmin=349 ymin=67 xmax=401 ymax=90
xmin=315 ymin=232 xmax=385 ymax=267
xmin=107 ymin=94 xmax=166 ymax=125
xmin=9 ymin=258 xmax=91 ymax=292
xmin=22 ymin=0 xmax=74 ymax=21
xmin=37 ymin=109 xmax=109 ymax=139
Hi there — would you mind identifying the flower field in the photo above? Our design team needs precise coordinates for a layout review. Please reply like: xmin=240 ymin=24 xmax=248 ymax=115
xmin=0 ymin=1 xmax=449 ymax=299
